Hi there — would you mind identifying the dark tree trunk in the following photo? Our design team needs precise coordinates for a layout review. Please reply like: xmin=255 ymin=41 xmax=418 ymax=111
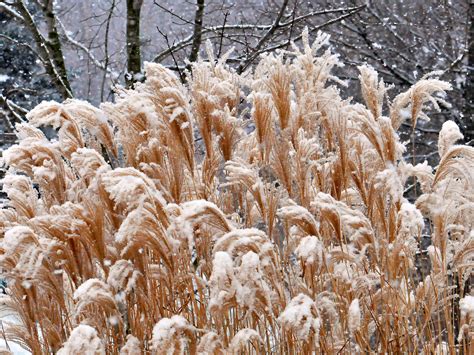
xmin=463 ymin=0 xmax=474 ymax=143
xmin=42 ymin=0 xmax=72 ymax=95
xmin=14 ymin=0 xmax=73 ymax=99
xmin=126 ymin=0 xmax=143 ymax=87
xmin=188 ymin=0 xmax=205 ymax=63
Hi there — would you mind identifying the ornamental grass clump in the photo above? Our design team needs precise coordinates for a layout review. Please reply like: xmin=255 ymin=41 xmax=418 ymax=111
xmin=0 ymin=29 xmax=472 ymax=354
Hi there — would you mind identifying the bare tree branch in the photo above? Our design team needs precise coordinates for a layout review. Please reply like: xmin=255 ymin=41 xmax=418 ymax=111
xmin=156 ymin=27 xmax=185 ymax=83
xmin=0 ymin=33 xmax=41 ymax=60
xmin=101 ymin=0 xmax=116 ymax=101
xmin=153 ymin=32 xmax=196 ymax=63
xmin=279 ymin=4 xmax=365 ymax=27
xmin=0 ymin=95 xmax=27 ymax=130
xmin=462 ymin=0 xmax=474 ymax=142
xmin=237 ymin=0 xmax=289 ymax=72
xmin=151 ymin=2 xmax=366 ymax=64
xmin=217 ymin=11 xmax=229 ymax=59
xmin=232 ymin=5 xmax=367 ymax=71
xmin=11 ymin=0 xmax=73 ymax=98
xmin=56 ymin=18 xmax=109 ymax=73
xmin=0 ymin=1 xmax=24 ymax=20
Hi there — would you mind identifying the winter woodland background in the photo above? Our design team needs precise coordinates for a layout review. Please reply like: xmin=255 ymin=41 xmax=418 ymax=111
xmin=1 ymin=0 xmax=473 ymax=157
xmin=0 ymin=0 xmax=473 ymax=354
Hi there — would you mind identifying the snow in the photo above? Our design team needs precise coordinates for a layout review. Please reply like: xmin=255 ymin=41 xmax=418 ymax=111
xmin=71 ymin=148 xmax=108 ymax=177
xmin=0 ymin=75 xmax=9 ymax=83
xmin=235 ymin=251 xmax=271 ymax=312
xmin=229 ymin=329 xmax=262 ymax=352
xmin=0 ymin=341 xmax=30 ymax=354
xmin=197 ymin=331 xmax=222 ymax=354
xmin=435 ymin=341 xmax=449 ymax=355
xmin=1 ymin=226 xmax=36 ymax=257
xmin=0 ymin=306 xmax=31 ymax=355
xmin=115 ymin=208 xmax=144 ymax=245
xmin=348 ymin=299 xmax=361 ymax=333
xmin=32 ymin=164 xmax=57 ymax=182
xmin=169 ymin=107 xmax=184 ymax=123
xmin=278 ymin=293 xmax=320 ymax=341
xmin=295 ymin=236 xmax=324 ymax=267
xmin=398 ymin=202 xmax=424 ymax=236
xmin=73 ymin=278 xmax=116 ymax=318
xmin=438 ymin=120 xmax=463 ymax=157
xmin=107 ymin=260 xmax=140 ymax=294
xmin=74 ymin=278 xmax=110 ymax=300
xmin=120 ymin=335 xmax=141 ymax=354
xmin=151 ymin=315 xmax=194 ymax=353
xmin=101 ymin=168 xmax=167 ymax=211
xmin=399 ymin=106 xmax=412 ymax=121
xmin=57 ymin=325 xmax=105 ymax=354
xmin=459 ymin=295 xmax=474 ymax=318
xmin=374 ymin=165 xmax=403 ymax=203
xmin=178 ymin=199 xmax=231 ymax=232
xmin=213 ymin=229 xmax=270 ymax=261
xmin=208 ymin=251 xmax=235 ymax=311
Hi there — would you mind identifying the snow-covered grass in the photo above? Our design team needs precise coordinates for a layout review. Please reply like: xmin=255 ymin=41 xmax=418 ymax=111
xmin=0 ymin=298 xmax=31 ymax=354
xmin=0 ymin=30 xmax=472 ymax=353
xmin=0 ymin=336 xmax=31 ymax=355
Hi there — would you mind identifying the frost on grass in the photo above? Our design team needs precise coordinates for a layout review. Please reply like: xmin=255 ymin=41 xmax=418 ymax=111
xmin=57 ymin=325 xmax=105 ymax=355
xmin=0 ymin=29 xmax=472 ymax=354
xmin=348 ymin=298 xmax=361 ymax=334
xmin=278 ymin=294 xmax=321 ymax=341
xmin=151 ymin=315 xmax=196 ymax=354
xmin=460 ymin=295 xmax=474 ymax=319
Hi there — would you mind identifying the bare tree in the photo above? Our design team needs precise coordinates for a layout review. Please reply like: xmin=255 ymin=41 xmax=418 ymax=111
xmin=1 ymin=0 xmax=472 ymax=152
xmin=153 ymin=0 xmax=365 ymax=71
xmin=39 ymin=0 xmax=71 ymax=93
xmin=312 ymin=0 xmax=472 ymax=153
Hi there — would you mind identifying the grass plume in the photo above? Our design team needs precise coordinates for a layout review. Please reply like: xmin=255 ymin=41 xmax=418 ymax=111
xmin=0 ymin=30 xmax=472 ymax=354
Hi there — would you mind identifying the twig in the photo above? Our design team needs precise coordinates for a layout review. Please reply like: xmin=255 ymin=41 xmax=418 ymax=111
xmin=152 ymin=2 xmax=366 ymax=64
xmin=56 ymin=18 xmax=109 ymax=73
xmin=285 ymin=0 xmax=298 ymax=50
xmin=157 ymin=27 xmax=185 ymax=83
xmin=101 ymin=0 xmax=116 ymax=101
xmin=235 ymin=5 xmax=367 ymax=72
xmin=238 ymin=0 xmax=290 ymax=72
xmin=0 ymin=2 xmax=23 ymax=21
xmin=0 ymin=95 xmax=27 ymax=129
xmin=0 ymin=34 xmax=41 ymax=61
xmin=217 ymin=11 xmax=229 ymax=59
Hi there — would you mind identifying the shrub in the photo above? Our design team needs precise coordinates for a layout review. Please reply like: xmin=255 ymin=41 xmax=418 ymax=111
xmin=0 ymin=30 xmax=473 ymax=354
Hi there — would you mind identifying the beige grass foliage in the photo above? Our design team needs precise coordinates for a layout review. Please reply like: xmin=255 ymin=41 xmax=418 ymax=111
xmin=0 ymin=29 xmax=472 ymax=354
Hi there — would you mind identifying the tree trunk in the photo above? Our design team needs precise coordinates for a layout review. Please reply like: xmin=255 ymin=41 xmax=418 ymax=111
xmin=188 ymin=0 xmax=205 ymax=63
xmin=42 ymin=0 xmax=72 ymax=95
xmin=463 ymin=0 xmax=474 ymax=143
xmin=126 ymin=0 xmax=143 ymax=87
xmin=14 ymin=0 xmax=73 ymax=99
